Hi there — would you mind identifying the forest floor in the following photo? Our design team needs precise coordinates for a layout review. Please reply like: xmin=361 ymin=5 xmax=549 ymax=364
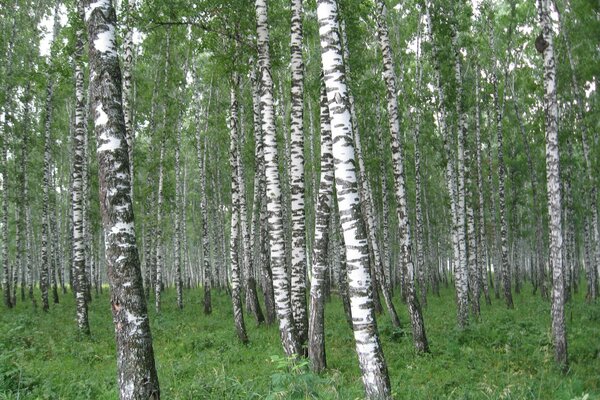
xmin=1 ymin=283 xmax=599 ymax=399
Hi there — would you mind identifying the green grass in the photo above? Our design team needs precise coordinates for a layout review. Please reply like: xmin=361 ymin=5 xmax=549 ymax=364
xmin=1 ymin=283 xmax=599 ymax=399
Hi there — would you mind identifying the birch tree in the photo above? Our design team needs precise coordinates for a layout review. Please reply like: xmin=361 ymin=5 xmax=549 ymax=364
xmin=229 ymin=73 xmax=249 ymax=344
xmin=375 ymin=0 xmax=429 ymax=350
xmin=255 ymin=0 xmax=300 ymax=357
xmin=317 ymin=0 xmax=392 ymax=397
xmin=289 ymin=0 xmax=308 ymax=351
xmin=537 ymin=0 xmax=568 ymax=370
xmin=82 ymin=0 xmax=160 ymax=397
xmin=308 ymin=77 xmax=333 ymax=373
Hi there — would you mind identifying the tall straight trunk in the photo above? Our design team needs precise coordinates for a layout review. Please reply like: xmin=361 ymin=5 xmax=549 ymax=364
xmin=195 ymin=86 xmax=213 ymax=314
xmin=411 ymin=20 xmax=427 ymax=308
xmin=466 ymin=152 xmax=480 ymax=317
xmin=317 ymin=1 xmax=392 ymax=398
xmin=475 ymin=71 xmax=492 ymax=306
xmin=18 ymin=83 xmax=32 ymax=304
xmin=490 ymin=27 xmax=514 ymax=308
xmin=73 ymin=9 xmax=91 ymax=333
xmin=538 ymin=0 xmax=567 ymax=370
xmin=425 ymin=0 xmax=460 ymax=311
xmin=1 ymin=118 xmax=10 ymax=308
xmin=236 ymin=102 xmax=265 ymax=325
xmin=154 ymin=34 xmax=170 ymax=313
xmin=375 ymin=0 xmax=429 ymax=351
xmin=174 ymin=115 xmax=183 ymax=310
xmin=308 ymin=77 xmax=333 ymax=373
xmin=40 ymin=1 xmax=62 ymax=312
xmin=342 ymin=9 xmax=401 ymax=330
xmin=452 ymin=31 xmax=470 ymax=327
xmin=41 ymin=76 xmax=54 ymax=312
xmin=229 ymin=74 xmax=249 ymax=344
xmin=121 ymin=0 xmax=135 ymax=202
xmin=376 ymin=102 xmax=392 ymax=291
xmin=255 ymin=0 xmax=301 ymax=357
xmin=511 ymin=80 xmax=547 ymax=299
xmin=1 ymin=18 xmax=15 ymax=309
xmin=201 ymin=138 xmax=211 ymax=313
xmin=82 ymin=1 xmax=160 ymax=397
xmin=250 ymin=65 xmax=276 ymax=324
xmin=289 ymin=0 xmax=308 ymax=350
xmin=154 ymin=140 xmax=165 ymax=313
xmin=553 ymin=0 xmax=599 ymax=301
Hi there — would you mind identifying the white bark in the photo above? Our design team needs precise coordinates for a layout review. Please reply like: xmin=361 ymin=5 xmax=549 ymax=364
xmin=317 ymin=1 xmax=392 ymax=397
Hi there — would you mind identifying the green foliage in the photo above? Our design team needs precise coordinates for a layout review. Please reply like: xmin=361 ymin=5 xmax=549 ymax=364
xmin=266 ymin=355 xmax=337 ymax=399
xmin=1 ymin=286 xmax=599 ymax=399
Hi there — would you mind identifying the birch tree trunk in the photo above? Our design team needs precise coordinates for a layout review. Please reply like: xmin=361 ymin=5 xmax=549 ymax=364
xmin=289 ymin=0 xmax=308 ymax=351
xmin=229 ymin=74 xmax=249 ymax=344
xmin=538 ymin=0 xmax=568 ymax=370
xmin=195 ymin=86 xmax=213 ymax=314
xmin=553 ymin=0 xmax=599 ymax=301
xmin=175 ymin=115 xmax=183 ymax=310
xmin=236 ymin=101 xmax=265 ymax=325
xmin=82 ymin=1 xmax=160 ymax=397
xmin=452 ymin=31 xmax=470 ymax=327
xmin=1 ymin=18 xmax=15 ymax=309
xmin=255 ymin=0 xmax=300 ymax=357
xmin=308 ymin=77 xmax=333 ymax=373
xmin=475 ymin=71 xmax=492 ymax=306
xmin=73 ymin=5 xmax=90 ymax=333
xmin=121 ymin=0 xmax=135 ymax=202
xmin=317 ymin=1 xmax=392 ymax=397
xmin=154 ymin=140 xmax=165 ymax=313
xmin=41 ymin=77 xmax=54 ymax=312
xmin=375 ymin=0 xmax=429 ymax=351
xmin=250 ymin=66 xmax=276 ymax=324
xmin=489 ymin=27 xmax=514 ymax=308
xmin=342 ymin=8 xmax=401 ymax=330
xmin=511 ymin=80 xmax=547 ymax=299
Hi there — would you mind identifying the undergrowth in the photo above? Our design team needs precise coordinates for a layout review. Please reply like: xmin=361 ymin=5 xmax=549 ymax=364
xmin=1 ymin=284 xmax=599 ymax=399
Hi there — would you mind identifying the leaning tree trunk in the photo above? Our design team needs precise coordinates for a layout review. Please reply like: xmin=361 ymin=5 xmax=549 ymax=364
xmin=538 ymin=0 xmax=568 ymax=371
xmin=82 ymin=1 xmax=160 ymax=398
xmin=229 ymin=73 xmax=249 ymax=344
xmin=255 ymin=0 xmax=300 ymax=357
xmin=289 ymin=0 xmax=308 ymax=351
xmin=375 ymin=0 xmax=429 ymax=352
xmin=317 ymin=1 xmax=392 ymax=398
xmin=308 ymin=76 xmax=334 ymax=373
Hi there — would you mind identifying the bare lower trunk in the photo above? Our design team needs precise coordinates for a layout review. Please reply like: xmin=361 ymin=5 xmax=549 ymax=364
xmin=318 ymin=1 xmax=392 ymax=397
xmin=308 ymin=77 xmax=333 ymax=373
xmin=538 ymin=0 xmax=567 ymax=370
xmin=83 ymin=1 xmax=160 ymax=397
